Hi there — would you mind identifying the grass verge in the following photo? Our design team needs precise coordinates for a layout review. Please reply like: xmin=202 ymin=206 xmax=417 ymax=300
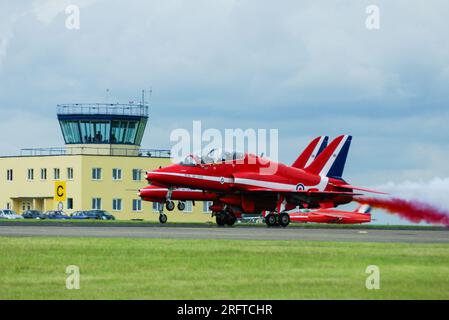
xmin=1 ymin=237 xmax=448 ymax=299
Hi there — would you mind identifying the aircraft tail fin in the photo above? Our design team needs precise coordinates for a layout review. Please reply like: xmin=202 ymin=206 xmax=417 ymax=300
xmin=292 ymin=136 xmax=328 ymax=169
xmin=304 ymin=135 xmax=352 ymax=178
xmin=355 ymin=204 xmax=372 ymax=214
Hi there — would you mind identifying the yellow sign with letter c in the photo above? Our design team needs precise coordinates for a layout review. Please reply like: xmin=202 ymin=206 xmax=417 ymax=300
xmin=54 ymin=181 xmax=67 ymax=201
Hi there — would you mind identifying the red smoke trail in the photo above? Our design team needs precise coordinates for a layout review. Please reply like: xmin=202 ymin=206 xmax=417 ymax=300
xmin=355 ymin=197 xmax=449 ymax=227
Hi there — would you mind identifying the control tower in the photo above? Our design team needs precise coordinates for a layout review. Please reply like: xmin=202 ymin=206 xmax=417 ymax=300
xmin=57 ymin=103 xmax=149 ymax=156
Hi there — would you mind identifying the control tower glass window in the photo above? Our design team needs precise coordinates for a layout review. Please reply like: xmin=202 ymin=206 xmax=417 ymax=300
xmin=124 ymin=121 xmax=138 ymax=144
xmin=57 ymin=104 xmax=148 ymax=146
xmin=61 ymin=121 xmax=82 ymax=144
xmin=80 ymin=121 xmax=111 ymax=143
xmin=111 ymin=121 xmax=126 ymax=143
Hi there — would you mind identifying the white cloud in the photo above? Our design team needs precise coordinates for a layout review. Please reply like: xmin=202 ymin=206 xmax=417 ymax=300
xmin=0 ymin=7 xmax=27 ymax=68
xmin=0 ymin=0 xmax=448 ymax=201
xmin=0 ymin=110 xmax=61 ymax=155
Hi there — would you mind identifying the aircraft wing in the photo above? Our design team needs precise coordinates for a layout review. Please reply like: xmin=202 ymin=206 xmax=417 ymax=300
xmin=306 ymin=211 xmax=346 ymax=219
xmin=332 ymin=183 xmax=388 ymax=195
xmin=292 ymin=211 xmax=344 ymax=221
xmin=243 ymin=188 xmax=362 ymax=200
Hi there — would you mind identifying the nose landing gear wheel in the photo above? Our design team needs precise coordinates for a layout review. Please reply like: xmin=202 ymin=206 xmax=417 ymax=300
xmin=159 ymin=213 xmax=168 ymax=224
xmin=265 ymin=213 xmax=278 ymax=227
xmin=166 ymin=201 xmax=175 ymax=211
xmin=279 ymin=212 xmax=290 ymax=227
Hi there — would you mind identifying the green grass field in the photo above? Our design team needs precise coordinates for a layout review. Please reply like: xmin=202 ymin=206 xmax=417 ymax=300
xmin=1 ymin=236 xmax=448 ymax=299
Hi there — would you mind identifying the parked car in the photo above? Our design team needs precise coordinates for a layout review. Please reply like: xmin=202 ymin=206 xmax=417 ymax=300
xmin=87 ymin=210 xmax=115 ymax=220
xmin=22 ymin=210 xmax=46 ymax=219
xmin=0 ymin=209 xmax=24 ymax=220
xmin=70 ymin=211 xmax=93 ymax=220
xmin=44 ymin=210 xmax=70 ymax=220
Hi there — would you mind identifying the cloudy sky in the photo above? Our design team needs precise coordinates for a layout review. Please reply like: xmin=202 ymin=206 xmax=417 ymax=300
xmin=1 ymin=0 xmax=449 ymax=224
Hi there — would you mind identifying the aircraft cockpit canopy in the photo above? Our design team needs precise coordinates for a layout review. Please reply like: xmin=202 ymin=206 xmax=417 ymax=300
xmin=179 ymin=149 xmax=245 ymax=166
xmin=201 ymin=148 xmax=245 ymax=164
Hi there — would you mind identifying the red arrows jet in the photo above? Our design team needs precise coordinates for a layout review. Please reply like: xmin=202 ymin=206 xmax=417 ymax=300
xmin=268 ymin=204 xmax=372 ymax=224
xmin=143 ymin=135 xmax=383 ymax=226
xmin=139 ymin=136 xmax=329 ymax=223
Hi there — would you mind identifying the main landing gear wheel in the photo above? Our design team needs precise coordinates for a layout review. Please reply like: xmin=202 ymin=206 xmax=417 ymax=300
xmin=177 ymin=201 xmax=186 ymax=211
xmin=165 ymin=201 xmax=175 ymax=211
xmin=279 ymin=212 xmax=290 ymax=228
xmin=215 ymin=212 xmax=227 ymax=226
xmin=225 ymin=213 xmax=237 ymax=226
xmin=265 ymin=213 xmax=278 ymax=227
xmin=159 ymin=213 xmax=168 ymax=224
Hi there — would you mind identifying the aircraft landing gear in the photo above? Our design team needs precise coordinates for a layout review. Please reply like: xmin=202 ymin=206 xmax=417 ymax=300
xmin=265 ymin=213 xmax=278 ymax=227
xmin=165 ymin=200 xmax=175 ymax=211
xmin=177 ymin=201 xmax=185 ymax=211
xmin=215 ymin=211 xmax=237 ymax=227
xmin=226 ymin=212 xmax=237 ymax=226
xmin=215 ymin=212 xmax=227 ymax=226
xmin=279 ymin=212 xmax=290 ymax=228
xmin=158 ymin=202 xmax=168 ymax=224
xmin=159 ymin=213 xmax=168 ymax=224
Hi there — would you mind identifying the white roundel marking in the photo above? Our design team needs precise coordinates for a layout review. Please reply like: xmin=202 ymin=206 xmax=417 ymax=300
xmin=296 ymin=183 xmax=305 ymax=191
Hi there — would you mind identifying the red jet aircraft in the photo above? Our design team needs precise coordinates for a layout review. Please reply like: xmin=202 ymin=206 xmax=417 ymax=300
xmin=139 ymin=136 xmax=328 ymax=223
xmin=266 ymin=204 xmax=372 ymax=224
xmin=142 ymin=135 xmax=383 ymax=226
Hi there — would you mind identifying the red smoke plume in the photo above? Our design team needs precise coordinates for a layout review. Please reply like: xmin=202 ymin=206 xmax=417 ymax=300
xmin=355 ymin=197 xmax=449 ymax=227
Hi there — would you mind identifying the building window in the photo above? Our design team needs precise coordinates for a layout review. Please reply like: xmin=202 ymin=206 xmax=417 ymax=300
xmin=132 ymin=169 xmax=142 ymax=181
xmin=67 ymin=167 xmax=74 ymax=180
xmin=67 ymin=198 xmax=73 ymax=210
xmin=40 ymin=168 xmax=47 ymax=180
xmin=27 ymin=169 xmax=34 ymax=181
xmin=6 ymin=203 xmax=11 ymax=209
xmin=152 ymin=202 xmax=163 ymax=212
xmin=202 ymin=201 xmax=212 ymax=213
xmin=6 ymin=169 xmax=13 ymax=181
xmin=92 ymin=168 xmax=102 ymax=180
xmin=132 ymin=199 xmax=142 ymax=211
xmin=54 ymin=168 xmax=60 ymax=180
xmin=112 ymin=168 xmax=122 ymax=180
xmin=184 ymin=201 xmax=193 ymax=213
xmin=92 ymin=198 xmax=102 ymax=210
xmin=112 ymin=198 xmax=122 ymax=211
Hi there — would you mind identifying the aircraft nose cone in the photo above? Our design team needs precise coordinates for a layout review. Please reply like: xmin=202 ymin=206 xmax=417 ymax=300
xmin=146 ymin=171 xmax=157 ymax=182
xmin=146 ymin=170 xmax=167 ymax=185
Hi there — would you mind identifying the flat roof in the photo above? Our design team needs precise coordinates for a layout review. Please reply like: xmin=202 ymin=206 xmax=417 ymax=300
xmin=57 ymin=103 xmax=148 ymax=117
xmin=0 ymin=154 xmax=171 ymax=159
xmin=0 ymin=147 xmax=171 ymax=159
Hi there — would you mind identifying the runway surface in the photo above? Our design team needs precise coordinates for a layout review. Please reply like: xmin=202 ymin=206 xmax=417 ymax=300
xmin=0 ymin=225 xmax=449 ymax=243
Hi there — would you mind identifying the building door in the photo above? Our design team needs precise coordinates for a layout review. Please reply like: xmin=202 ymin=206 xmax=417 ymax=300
xmin=21 ymin=200 xmax=32 ymax=212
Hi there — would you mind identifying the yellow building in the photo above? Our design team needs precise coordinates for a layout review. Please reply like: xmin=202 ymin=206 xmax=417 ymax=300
xmin=0 ymin=103 xmax=213 ymax=223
